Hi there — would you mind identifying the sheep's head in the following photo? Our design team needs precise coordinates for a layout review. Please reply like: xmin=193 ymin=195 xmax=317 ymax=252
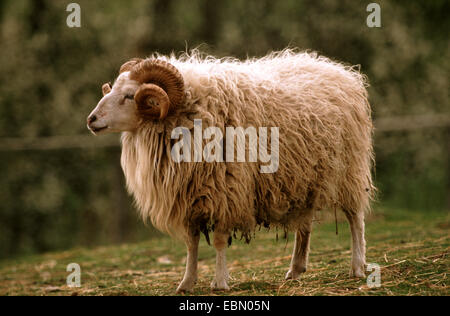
xmin=87 ymin=58 xmax=185 ymax=134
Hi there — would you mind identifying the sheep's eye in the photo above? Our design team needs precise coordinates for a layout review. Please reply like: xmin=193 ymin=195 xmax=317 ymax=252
xmin=124 ymin=94 xmax=134 ymax=100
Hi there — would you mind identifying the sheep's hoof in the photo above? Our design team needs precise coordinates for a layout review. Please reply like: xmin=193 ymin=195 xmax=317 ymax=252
xmin=349 ymin=263 xmax=366 ymax=278
xmin=211 ymin=278 xmax=230 ymax=291
xmin=285 ymin=270 xmax=294 ymax=280
xmin=285 ymin=266 xmax=306 ymax=280
xmin=176 ymin=279 xmax=196 ymax=293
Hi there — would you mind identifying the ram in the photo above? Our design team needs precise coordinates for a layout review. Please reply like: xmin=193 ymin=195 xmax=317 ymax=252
xmin=87 ymin=49 xmax=375 ymax=292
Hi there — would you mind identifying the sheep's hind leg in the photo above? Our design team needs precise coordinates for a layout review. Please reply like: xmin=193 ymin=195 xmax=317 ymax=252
xmin=285 ymin=212 xmax=313 ymax=280
xmin=343 ymin=210 xmax=366 ymax=278
xmin=176 ymin=229 xmax=200 ymax=293
xmin=211 ymin=231 xmax=230 ymax=291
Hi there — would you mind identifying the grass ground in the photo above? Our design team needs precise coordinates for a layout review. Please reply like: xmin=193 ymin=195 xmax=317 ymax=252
xmin=0 ymin=208 xmax=448 ymax=296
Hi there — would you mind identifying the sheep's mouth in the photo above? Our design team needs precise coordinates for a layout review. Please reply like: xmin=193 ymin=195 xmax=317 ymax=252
xmin=92 ymin=126 xmax=108 ymax=133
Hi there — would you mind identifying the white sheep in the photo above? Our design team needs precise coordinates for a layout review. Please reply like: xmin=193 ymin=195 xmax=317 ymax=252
xmin=87 ymin=49 xmax=375 ymax=292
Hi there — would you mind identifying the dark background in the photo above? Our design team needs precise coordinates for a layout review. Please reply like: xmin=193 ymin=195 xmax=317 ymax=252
xmin=0 ymin=0 xmax=448 ymax=259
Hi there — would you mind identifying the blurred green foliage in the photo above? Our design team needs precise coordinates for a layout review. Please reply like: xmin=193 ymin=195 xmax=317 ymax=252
xmin=0 ymin=0 xmax=448 ymax=259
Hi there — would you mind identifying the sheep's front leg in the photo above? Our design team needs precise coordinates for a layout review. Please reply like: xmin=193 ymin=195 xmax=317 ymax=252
xmin=344 ymin=210 xmax=366 ymax=278
xmin=285 ymin=229 xmax=311 ymax=280
xmin=176 ymin=229 xmax=200 ymax=293
xmin=211 ymin=232 xmax=230 ymax=290
xmin=285 ymin=210 xmax=314 ymax=280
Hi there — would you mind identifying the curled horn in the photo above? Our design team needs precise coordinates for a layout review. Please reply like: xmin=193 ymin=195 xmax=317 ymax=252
xmin=119 ymin=58 xmax=143 ymax=74
xmin=129 ymin=59 xmax=185 ymax=120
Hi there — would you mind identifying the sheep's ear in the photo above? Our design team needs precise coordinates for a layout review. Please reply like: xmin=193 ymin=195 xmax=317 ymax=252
xmin=134 ymin=83 xmax=170 ymax=120
xmin=102 ymin=83 xmax=112 ymax=96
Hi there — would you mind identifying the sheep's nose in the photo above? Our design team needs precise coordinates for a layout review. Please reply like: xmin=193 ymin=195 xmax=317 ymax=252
xmin=87 ymin=115 xmax=97 ymax=124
